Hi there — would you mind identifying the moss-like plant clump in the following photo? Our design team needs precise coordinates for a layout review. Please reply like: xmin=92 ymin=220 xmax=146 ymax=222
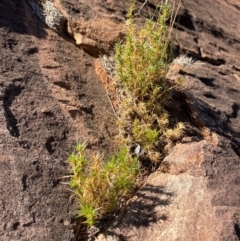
xmin=115 ymin=0 xmax=183 ymax=161
xmin=67 ymin=0 xmax=183 ymax=228
xmin=67 ymin=142 xmax=139 ymax=227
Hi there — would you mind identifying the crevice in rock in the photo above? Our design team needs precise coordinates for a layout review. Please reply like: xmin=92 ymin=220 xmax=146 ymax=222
xmin=53 ymin=81 xmax=71 ymax=90
xmin=68 ymin=109 xmax=81 ymax=119
xmin=3 ymin=84 xmax=24 ymax=137
xmin=232 ymin=65 xmax=240 ymax=72
xmin=80 ymin=105 xmax=94 ymax=116
xmin=22 ymin=174 xmax=28 ymax=191
xmin=200 ymin=57 xmax=225 ymax=66
xmin=176 ymin=10 xmax=195 ymax=31
xmin=218 ymin=70 xmax=229 ymax=76
xmin=26 ymin=46 xmax=39 ymax=55
xmin=234 ymin=223 xmax=240 ymax=239
xmin=18 ymin=140 xmax=31 ymax=149
xmin=23 ymin=221 xmax=33 ymax=227
xmin=176 ymin=52 xmax=226 ymax=67
xmin=12 ymin=222 xmax=20 ymax=230
xmin=195 ymin=20 xmax=226 ymax=41
xmin=46 ymin=136 xmax=55 ymax=154
xmin=209 ymin=28 xmax=224 ymax=39
xmin=42 ymin=65 xmax=61 ymax=69
xmin=199 ymin=77 xmax=216 ymax=87
xmin=227 ymin=103 xmax=239 ymax=120
xmin=231 ymin=142 xmax=240 ymax=158
xmin=178 ymin=69 xmax=195 ymax=77
xmin=12 ymin=77 xmax=24 ymax=82
xmin=3 ymin=38 xmax=18 ymax=50
xmin=203 ymin=93 xmax=216 ymax=99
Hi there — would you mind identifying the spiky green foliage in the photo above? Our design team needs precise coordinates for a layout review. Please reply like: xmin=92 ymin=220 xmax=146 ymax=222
xmin=115 ymin=1 xmax=172 ymax=102
xmin=67 ymin=0 xmax=184 ymax=230
xmin=67 ymin=143 xmax=139 ymax=227
xmin=115 ymin=0 xmax=184 ymax=161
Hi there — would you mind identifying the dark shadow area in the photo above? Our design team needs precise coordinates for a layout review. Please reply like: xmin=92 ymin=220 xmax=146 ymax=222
xmin=89 ymin=184 xmax=174 ymax=241
xmin=3 ymin=84 xmax=24 ymax=137
xmin=122 ymin=184 xmax=173 ymax=228
xmin=234 ymin=223 xmax=240 ymax=239
xmin=22 ymin=174 xmax=28 ymax=191
xmin=231 ymin=142 xmax=240 ymax=158
xmin=175 ymin=10 xmax=195 ymax=31
xmin=77 ymin=185 xmax=173 ymax=241
xmin=200 ymin=57 xmax=226 ymax=66
xmin=209 ymin=28 xmax=224 ymax=39
xmin=227 ymin=103 xmax=239 ymax=121
xmin=12 ymin=222 xmax=20 ymax=230
xmin=46 ymin=136 xmax=55 ymax=154
xmin=100 ymin=184 xmax=173 ymax=241
xmin=199 ymin=77 xmax=216 ymax=87
xmin=203 ymin=93 xmax=216 ymax=99
xmin=0 ymin=0 xmax=47 ymax=38
xmin=102 ymin=230 xmax=127 ymax=241
xmin=164 ymin=90 xmax=205 ymax=137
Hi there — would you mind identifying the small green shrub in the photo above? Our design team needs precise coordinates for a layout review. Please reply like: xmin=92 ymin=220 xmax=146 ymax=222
xmin=67 ymin=142 xmax=139 ymax=227
xmin=115 ymin=1 xmax=173 ymax=101
xmin=115 ymin=0 xmax=183 ymax=161
xmin=67 ymin=0 xmax=184 ymax=230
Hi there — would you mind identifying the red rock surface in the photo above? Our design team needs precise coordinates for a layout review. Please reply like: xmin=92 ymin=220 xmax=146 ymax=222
xmin=0 ymin=0 xmax=240 ymax=241
xmin=0 ymin=1 xmax=117 ymax=240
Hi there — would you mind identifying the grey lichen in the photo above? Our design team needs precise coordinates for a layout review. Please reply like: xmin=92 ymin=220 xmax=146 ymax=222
xmin=28 ymin=0 xmax=66 ymax=33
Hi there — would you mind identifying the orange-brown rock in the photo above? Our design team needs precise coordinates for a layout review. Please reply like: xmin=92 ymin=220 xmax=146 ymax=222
xmin=53 ymin=0 xmax=126 ymax=56
xmin=0 ymin=0 xmax=117 ymax=240
xmin=1 ymin=0 xmax=240 ymax=241
xmin=95 ymin=0 xmax=240 ymax=241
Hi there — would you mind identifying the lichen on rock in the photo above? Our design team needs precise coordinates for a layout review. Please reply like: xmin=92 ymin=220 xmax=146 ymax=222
xmin=27 ymin=0 xmax=66 ymax=33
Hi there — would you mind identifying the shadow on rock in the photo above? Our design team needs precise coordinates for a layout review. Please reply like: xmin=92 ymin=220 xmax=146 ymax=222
xmin=0 ymin=0 xmax=47 ymax=38
xmin=104 ymin=184 xmax=173 ymax=241
xmin=123 ymin=184 xmax=173 ymax=228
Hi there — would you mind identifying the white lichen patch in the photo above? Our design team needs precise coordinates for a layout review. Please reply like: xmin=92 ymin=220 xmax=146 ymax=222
xmin=173 ymin=55 xmax=205 ymax=67
xmin=173 ymin=55 xmax=195 ymax=67
xmin=28 ymin=0 xmax=66 ymax=33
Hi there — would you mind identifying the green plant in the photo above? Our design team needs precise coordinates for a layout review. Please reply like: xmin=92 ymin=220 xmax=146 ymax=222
xmin=67 ymin=0 xmax=184 ymax=230
xmin=115 ymin=0 xmax=184 ymax=161
xmin=67 ymin=143 xmax=139 ymax=227
xmin=115 ymin=1 xmax=172 ymax=101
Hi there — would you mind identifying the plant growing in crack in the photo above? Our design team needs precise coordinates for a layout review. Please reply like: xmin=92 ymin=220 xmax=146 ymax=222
xmin=67 ymin=142 xmax=139 ymax=227
xmin=67 ymin=0 xmax=184 ymax=230
xmin=115 ymin=0 xmax=184 ymax=161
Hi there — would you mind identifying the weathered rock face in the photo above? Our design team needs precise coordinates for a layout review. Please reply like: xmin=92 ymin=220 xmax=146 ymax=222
xmin=0 ymin=0 xmax=240 ymax=241
xmin=100 ymin=141 xmax=221 ymax=241
xmin=95 ymin=0 xmax=240 ymax=240
xmin=0 ymin=0 xmax=117 ymax=240
xmin=99 ymin=140 xmax=239 ymax=241
xmin=53 ymin=0 xmax=126 ymax=56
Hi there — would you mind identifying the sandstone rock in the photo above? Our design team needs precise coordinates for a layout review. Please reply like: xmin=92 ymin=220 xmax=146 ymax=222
xmin=0 ymin=0 xmax=117 ymax=240
xmin=66 ymin=18 xmax=125 ymax=56
xmin=97 ymin=139 xmax=240 ymax=241
xmin=52 ymin=0 xmax=126 ymax=56
xmin=28 ymin=0 xmax=126 ymax=55
xmin=1 ymin=0 xmax=240 ymax=241
xmin=95 ymin=0 xmax=240 ymax=240
xmin=99 ymin=142 xmax=222 ymax=241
